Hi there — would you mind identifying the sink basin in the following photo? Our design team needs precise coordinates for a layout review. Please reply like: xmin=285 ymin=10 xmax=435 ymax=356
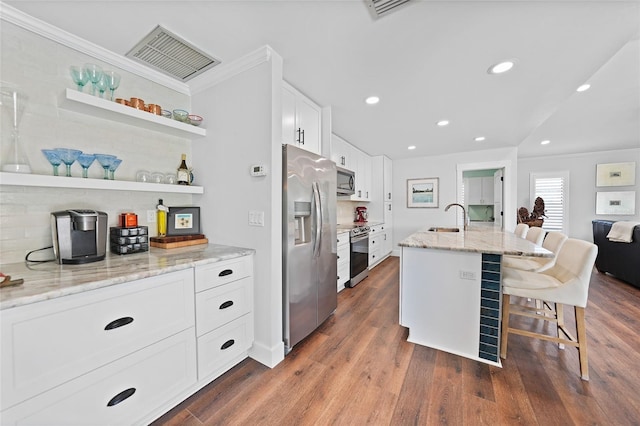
xmin=428 ymin=227 xmax=460 ymax=232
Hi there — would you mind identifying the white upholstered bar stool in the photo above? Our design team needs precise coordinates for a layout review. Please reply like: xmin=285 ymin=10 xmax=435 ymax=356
xmin=514 ymin=223 xmax=529 ymax=238
xmin=503 ymin=231 xmax=568 ymax=273
xmin=500 ymin=238 xmax=598 ymax=380
xmin=525 ymin=226 xmax=545 ymax=246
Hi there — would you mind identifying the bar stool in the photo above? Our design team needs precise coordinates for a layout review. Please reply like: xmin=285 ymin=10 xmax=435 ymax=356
xmin=525 ymin=226 xmax=545 ymax=246
xmin=514 ymin=223 xmax=529 ymax=238
xmin=500 ymin=238 xmax=598 ymax=380
xmin=503 ymin=231 xmax=568 ymax=273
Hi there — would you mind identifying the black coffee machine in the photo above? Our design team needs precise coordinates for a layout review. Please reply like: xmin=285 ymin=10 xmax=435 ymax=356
xmin=51 ymin=209 xmax=108 ymax=264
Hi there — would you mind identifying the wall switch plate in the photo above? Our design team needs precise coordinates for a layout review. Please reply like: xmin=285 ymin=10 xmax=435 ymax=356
xmin=248 ymin=210 xmax=265 ymax=226
xmin=459 ymin=270 xmax=476 ymax=280
xmin=147 ymin=210 xmax=156 ymax=223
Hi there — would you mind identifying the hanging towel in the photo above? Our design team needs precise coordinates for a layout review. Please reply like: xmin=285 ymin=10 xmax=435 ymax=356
xmin=606 ymin=221 xmax=640 ymax=243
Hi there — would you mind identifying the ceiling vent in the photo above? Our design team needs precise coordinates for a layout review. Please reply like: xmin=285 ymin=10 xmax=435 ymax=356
xmin=126 ymin=26 xmax=221 ymax=82
xmin=365 ymin=0 xmax=413 ymax=19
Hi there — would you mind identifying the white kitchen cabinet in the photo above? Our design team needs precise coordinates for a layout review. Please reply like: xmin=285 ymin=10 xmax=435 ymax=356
xmin=337 ymin=231 xmax=350 ymax=291
xmin=194 ymin=255 xmax=254 ymax=382
xmin=282 ymin=82 xmax=321 ymax=155
xmin=465 ymin=177 xmax=494 ymax=205
xmin=383 ymin=204 xmax=393 ymax=256
xmin=331 ymin=133 xmax=356 ymax=171
xmin=351 ymin=148 xmax=372 ymax=202
xmin=383 ymin=156 xmax=392 ymax=202
xmin=369 ymin=223 xmax=388 ymax=268
xmin=0 ymin=269 xmax=196 ymax=422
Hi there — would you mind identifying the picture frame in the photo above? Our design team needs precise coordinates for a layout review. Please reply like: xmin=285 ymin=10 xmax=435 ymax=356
xmin=596 ymin=162 xmax=636 ymax=187
xmin=167 ymin=206 xmax=201 ymax=235
xmin=595 ymin=191 xmax=636 ymax=215
xmin=407 ymin=177 xmax=439 ymax=208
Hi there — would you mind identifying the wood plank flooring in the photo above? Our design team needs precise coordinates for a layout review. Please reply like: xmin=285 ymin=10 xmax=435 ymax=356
xmin=152 ymin=256 xmax=640 ymax=425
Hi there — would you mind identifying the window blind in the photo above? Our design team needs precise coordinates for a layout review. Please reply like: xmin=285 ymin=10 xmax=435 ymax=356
xmin=531 ymin=173 xmax=568 ymax=233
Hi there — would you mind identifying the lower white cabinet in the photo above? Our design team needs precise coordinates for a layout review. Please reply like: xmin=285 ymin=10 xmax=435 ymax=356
xmin=369 ymin=223 xmax=391 ymax=269
xmin=337 ymin=231 xmax=350 ymax=291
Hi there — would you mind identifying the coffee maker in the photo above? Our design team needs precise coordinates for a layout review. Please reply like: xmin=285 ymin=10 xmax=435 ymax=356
xmin=51 ymin=210 xmax=108 ymax=264
xmin=354 ymin=206 xmax=368 ymax=223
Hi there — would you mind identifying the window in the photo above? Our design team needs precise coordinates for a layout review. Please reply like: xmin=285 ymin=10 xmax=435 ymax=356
xmin=529 ymin=171 xmax=569 ymax=234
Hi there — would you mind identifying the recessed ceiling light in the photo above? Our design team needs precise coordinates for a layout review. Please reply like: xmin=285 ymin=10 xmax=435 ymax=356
xmin=474 ymin=136 xmax=486 ymax=142
xmin=540 ymin=140 xmax=551 ymax=145
xmin=436 ymin=120 xmax=450 ymax=127
xmin=576 ymin=84 xmax=591 ymax=92
xmin=365 ymin=96 xmax=380 ymax=105
xmin=488 ymin=60 xmax=515 ymax=74
xmin=408 ymin=145 xmax=416 ymax=150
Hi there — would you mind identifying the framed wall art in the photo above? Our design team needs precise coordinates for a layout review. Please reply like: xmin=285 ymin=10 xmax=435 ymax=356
xmin=595 ymin=191 xmax=636 ymax=215
xmin=596 ymin=162 xmax=636 ymax=187
xmin=407 ymin=177 xmax=439 ymax=208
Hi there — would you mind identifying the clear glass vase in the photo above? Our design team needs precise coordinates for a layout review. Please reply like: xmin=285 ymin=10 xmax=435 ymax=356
xmin=1 ymin=86 xmax=31 ymax=173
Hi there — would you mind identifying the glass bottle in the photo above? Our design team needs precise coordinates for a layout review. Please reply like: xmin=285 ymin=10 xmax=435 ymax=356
xmin=177 ymin=153 xmax=189 ymax=185
xmin=157 ymin=199 xmax=168 ymax=237
xmin=1 ymin=86 xmax=31 ymax=173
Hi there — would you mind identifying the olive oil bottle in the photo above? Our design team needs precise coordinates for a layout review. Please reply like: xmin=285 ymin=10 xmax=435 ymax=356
xmin=157 ymin=199 xmax=168 ymax=237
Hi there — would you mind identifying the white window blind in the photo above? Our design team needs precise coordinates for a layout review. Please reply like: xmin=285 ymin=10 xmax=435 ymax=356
xmin=530 ymin=172 xmax=569 ymax=234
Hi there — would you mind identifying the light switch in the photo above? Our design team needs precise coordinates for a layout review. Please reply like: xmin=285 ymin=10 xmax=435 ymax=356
xmin=249 ymin=210 xmax=265 ymax=226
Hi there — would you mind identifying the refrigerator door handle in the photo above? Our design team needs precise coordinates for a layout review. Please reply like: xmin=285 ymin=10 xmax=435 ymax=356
xmin=312 ymin=181 xmax=322 ymax=258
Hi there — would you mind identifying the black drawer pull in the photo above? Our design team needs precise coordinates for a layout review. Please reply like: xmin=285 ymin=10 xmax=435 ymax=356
xmin=221 ymin=339 xmax=235 ymax=350
xmin=218 ymin=269 xmax=233 ymax=277
xmin=219 ymin=300 xmax=234 ymax=309
xmin=107 ymin=387 xmax=136 ymax=407
xmin=104 ymin=317 xmax=134 ymax=331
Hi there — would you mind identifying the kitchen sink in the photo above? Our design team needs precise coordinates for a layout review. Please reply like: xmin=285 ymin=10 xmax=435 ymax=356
xmin=428 ymin=227 xmax=460 ymax=232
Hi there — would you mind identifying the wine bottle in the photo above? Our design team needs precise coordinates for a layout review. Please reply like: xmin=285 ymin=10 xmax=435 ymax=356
xmin=177 ymin=154 xmax=189 ymax=185
xmin=157 ymin=199 xmax=168 ymax=237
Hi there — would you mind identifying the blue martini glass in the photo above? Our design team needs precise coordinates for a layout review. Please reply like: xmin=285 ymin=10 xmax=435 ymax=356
xmin=41 ymin=149 xmax=62 ymax=176
xmin=94 ymin=154 xmax=116 ymax=180
xmin=108 ymin=158 xmax=122 ymax=180
xmin=77 ymin=153 xmax=96 ymax=178
xmin=54 ymin=148 xmax=82 ymax=177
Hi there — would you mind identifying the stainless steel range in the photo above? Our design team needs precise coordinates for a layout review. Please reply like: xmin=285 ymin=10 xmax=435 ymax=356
xmin=338 ymin=223 xmax=370 ymax=287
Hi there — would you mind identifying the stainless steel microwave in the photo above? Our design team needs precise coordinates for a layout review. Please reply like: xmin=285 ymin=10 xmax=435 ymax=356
xmin=337 ymin=166 xmax=355 ymax=196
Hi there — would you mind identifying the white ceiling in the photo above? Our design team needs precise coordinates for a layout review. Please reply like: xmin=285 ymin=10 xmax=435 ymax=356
xmin=6 ymin=0 xmax=640 ymax=160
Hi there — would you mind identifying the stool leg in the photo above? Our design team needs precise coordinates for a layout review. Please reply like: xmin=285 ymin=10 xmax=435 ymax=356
xmin=575 ymin=307 xmax=589 ymax=381
xmin=500 ymin=294 xmax=511 ymax=359
xmin=556 ymin=303 xmax=565 ymax=350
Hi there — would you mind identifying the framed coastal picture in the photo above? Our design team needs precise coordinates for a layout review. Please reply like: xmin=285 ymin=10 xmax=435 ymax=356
xmin=407 ymin=177 xmax=439 ymax=208
xmin=596 ymin=191 xmax=636 ymax=215
xmin=596 ymin=162 xmax=636 ymax=187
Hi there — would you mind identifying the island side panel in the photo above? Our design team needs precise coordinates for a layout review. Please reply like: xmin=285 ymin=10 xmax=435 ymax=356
xmin=400 ymin=247 xmax=482 ymax=361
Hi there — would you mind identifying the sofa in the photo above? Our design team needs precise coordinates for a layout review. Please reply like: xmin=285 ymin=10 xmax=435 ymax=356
xmin=592 ymin=220 xmax=640 ymax=288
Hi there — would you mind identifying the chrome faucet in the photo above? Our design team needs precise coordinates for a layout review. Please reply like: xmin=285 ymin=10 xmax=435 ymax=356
xmin=445 ymin=203 xmax=468 ymax=231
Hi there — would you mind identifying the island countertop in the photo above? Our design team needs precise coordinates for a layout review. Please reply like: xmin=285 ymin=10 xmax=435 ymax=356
xmin=399 ymin=226 xmax=553 ymax=257
xmin=0 ymin=243 xmax=255 ymax=310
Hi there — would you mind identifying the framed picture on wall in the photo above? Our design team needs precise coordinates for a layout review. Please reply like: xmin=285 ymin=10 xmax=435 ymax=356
xmin=407 ymin=177 xmax=439 ymax=208
xmin=596 ymin=162 xmax=636 ymax=187
xmin=595 ymin=191 xmax=636 ymax=215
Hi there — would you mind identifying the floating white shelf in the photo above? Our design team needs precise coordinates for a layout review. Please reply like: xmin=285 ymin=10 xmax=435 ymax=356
xmin=0 ymin=172 xmax=204 ymax=194
xmin=59 ymin=89 xmax=207 ymax=138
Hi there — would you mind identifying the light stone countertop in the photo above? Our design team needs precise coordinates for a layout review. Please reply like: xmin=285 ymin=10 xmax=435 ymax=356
xmin=0 ymin=244 xmax=255 ymax=310
xmin=399 ymin=226 xmax=553 ymax=257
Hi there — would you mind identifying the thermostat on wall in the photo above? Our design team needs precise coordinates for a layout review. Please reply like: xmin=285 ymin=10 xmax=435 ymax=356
xmin=250 ymin=165 xmax=267 ymax=176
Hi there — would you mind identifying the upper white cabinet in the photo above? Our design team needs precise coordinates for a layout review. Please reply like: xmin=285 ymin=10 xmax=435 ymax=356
xmin=332 ymin=133 xmax=370 ymax=201
xmin=465 ymin=177 xmax=494 ymax=205
xmin=282 ymin=82 xmax=321 ymax=155
xmin=331 ymin=134 xmax=356 ymax=171
xmin=383 ymin=156 xmax=392 ymax=202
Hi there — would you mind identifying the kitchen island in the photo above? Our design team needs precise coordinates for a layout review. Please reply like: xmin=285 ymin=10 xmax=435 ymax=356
xmin=399 ymin=226 xmax=551 ymax=366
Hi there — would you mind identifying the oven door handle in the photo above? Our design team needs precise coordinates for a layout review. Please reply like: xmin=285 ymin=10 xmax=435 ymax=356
xmin=312 ymin=181 xmax=322 ymax=258
xmin=351 ymin=234 xmax=369 ymax=244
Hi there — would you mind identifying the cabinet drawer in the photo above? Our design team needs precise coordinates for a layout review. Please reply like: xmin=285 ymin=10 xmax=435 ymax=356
xmin=195 ymin=276 xmax=252 ymax=337
xmin=369 ymin=235 xmax=381 ymax=247
xmin=337 ymin=245 xmax=349 ymax=263
xmin=337 ymin=263 xmax=350 ymax=286
xmin=197 ymin=314 xmax=254 ymax=381
xmin=195 ymin=255 xmax=253 ymax=292
xmin=337 ymin=232 xmax=350 ymax=246
xmin=1 ymin=329 xmax=197 ymax=426
xmin=369 ymin=248 xmax=382 ymax=266
xmin=1 ymin=269 xmax=194 ymax=410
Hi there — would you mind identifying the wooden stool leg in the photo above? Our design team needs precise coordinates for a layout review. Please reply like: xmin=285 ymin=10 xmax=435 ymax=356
xmin=500 ymin=294 xmax=511 ymax=359
xmin=556 ymin=303 xmax=565 ymax=350
xmin=575 ymin=307 xmax=589 ymax=381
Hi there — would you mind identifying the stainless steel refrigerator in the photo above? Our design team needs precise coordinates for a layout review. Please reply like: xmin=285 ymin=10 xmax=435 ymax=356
xmin=283 ymin=144 xmax=337 ymax=353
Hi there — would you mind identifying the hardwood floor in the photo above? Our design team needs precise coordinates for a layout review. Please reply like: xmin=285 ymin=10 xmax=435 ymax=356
xmin=153 ymin=256 xmax=640 ymax=425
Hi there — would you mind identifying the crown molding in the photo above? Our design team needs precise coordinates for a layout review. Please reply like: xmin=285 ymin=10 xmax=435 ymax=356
xmin=0 ymin=2 xmax=191 ymax=95
xmin=189 ymin=45 xmax=279 ymax=95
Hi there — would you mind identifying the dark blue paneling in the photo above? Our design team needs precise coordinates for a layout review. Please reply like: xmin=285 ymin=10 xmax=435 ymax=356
xmin=479 ymin=253 xmax=502 ymax=362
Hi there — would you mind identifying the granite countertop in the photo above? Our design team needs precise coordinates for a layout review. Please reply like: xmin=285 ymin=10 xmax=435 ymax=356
xmin=399 ymin=226 xmax=553 ymax=257
xmin=0 ymin=244 xmax=255 ymax=310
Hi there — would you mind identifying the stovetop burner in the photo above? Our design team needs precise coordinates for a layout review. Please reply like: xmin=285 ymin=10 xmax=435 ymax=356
xmin=337 ymin=223 xmax=370 ymax=237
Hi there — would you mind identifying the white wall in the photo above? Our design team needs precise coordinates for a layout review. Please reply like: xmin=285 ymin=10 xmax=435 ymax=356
xmin=517 ymin=148 xmax=640 ymax=241
xmin=191 ymin=49 xmax=285 ymax=368
xmin=391 ymin=147 xmax=518 ymax=253
xmin=0 ymin=20 xmax=192 ymax=264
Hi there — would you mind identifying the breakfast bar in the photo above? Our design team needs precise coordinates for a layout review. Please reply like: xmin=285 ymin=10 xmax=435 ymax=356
xmin=399 ymin=226 xmax=552 ymax=366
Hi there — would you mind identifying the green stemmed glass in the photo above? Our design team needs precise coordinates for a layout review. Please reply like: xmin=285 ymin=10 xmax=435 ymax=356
xmin=77 ymin=153 xmax=95 ymax=178
xmin=84 ymin=63 xmax=103 ymax=96
xmin=69 ymin=66 xmax=89 ymax=92
xmin=108 ymin=158 xmax=122 ymax=180
xmin=94 ymin=154 xmax=116 ymax=180
xmin=103 ymin=71 xmax=121 ymax=101
xmin=95 ymin=75 xmax=109 ymax=99
xmin=54 ymin=148 xmax=82 ymax=177
xmin=41 ymin=149 xmax=62 ymax=176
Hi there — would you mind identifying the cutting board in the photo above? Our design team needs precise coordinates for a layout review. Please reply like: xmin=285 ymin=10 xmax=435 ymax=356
xmin=150 ymin=234 xmax=208 ymax=249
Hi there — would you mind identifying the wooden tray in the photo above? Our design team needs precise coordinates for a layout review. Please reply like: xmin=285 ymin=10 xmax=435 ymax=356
xmin=150 ymin=234 xmax=208 ymax=249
